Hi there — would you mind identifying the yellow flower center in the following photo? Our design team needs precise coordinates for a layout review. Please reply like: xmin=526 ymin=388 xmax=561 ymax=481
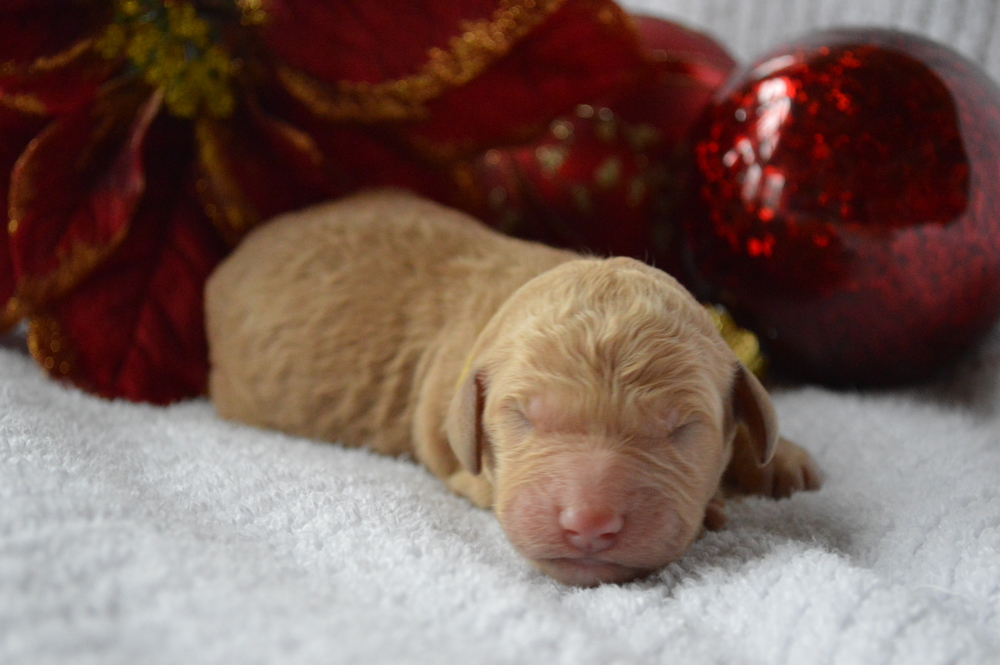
xmin=97 ymin=0 xmax=237 ymax=119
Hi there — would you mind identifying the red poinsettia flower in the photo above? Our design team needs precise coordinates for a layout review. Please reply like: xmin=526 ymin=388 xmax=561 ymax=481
xmin=0 ymin=0 xmax=711 ymax=403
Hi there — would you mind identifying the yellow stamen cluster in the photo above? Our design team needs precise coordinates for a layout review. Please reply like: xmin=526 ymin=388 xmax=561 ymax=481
xmin=98 ymin=0 xmax=236 ymax=118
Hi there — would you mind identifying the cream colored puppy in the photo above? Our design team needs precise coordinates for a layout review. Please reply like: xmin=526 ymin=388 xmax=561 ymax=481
xmin=206 ymin=189 xmax=821 ymax=586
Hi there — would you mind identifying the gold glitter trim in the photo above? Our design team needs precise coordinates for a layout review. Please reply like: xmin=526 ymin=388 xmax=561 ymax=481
xmin=195 ymin=111 xmax=326 ymax=245
xmin=0 ymin=93 xmax=48 ymax=116
xmin=0 ymin=38 xmax=96 ymax=79
xmin=27 ymin=314 xmax=76 ymax=379
xmin=0 ymin=297 xmax=25 ymax=333
xmin=268 ymin=114 xmax=326 ymax=167
xmin=236 ymin=0 xmax=266 ymax=25
xmin=278 ymin=0 xmax=566 ymax=122
xmin=194 ymin=117 xmax=260 ymax=245
xmin=705 ymin=304 xmax=766 ymax=378
xmin=12 ymin=239 xmax=125 ymax=312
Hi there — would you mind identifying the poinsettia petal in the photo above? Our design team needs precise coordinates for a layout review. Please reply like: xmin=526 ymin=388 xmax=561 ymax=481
xmin=29 ymin=115 xmax=226 ymax=404
xmin=2 ymin=1 xmax=72 ymax=9
xmin=406 ymin=0 xmax=646 ymax=159
xmin=8 ymin=81 xmax=160 ymax=311
xmin=259 ymin=0 xmax=502 ymax=85
xmin=194 ymin=102 xmax=332 ymax=244
xmin=0 ymin=105 xmax=46 ymax=330
xmin=0 ymin=2 xmax=115 ymax=115
xmin=0 ymin=3 xmax=100 ymax=64
xmin=271 ymin=0 xmax=570 ymax=126
xmin=260 ymin=71 xmax=462 ymax=200
xmin=274 ymin=0 xmax=645 ymax=161
xmin=295 ymin=116 xmax=465 ymax=201
xmin=0 ymin=48 xmax=118 ymax=117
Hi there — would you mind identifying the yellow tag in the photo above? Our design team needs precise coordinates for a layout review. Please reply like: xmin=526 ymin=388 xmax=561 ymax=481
xmin=705 ymin=304 xmax=767 ymax=378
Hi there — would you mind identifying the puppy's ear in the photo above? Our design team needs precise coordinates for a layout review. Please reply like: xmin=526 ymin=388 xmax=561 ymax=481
xmin=730 ymin=363 xmax=779 ymax=465
xmin=445 ymin=367 xmax=485 ymax=475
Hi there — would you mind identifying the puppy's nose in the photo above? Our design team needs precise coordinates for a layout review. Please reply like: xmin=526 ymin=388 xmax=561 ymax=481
xmin=559 ymin=506 xmax=624 ymax=554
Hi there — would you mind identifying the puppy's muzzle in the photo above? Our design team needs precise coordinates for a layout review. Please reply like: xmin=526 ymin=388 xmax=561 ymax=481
xmin=559 ymin=505 xmax=624 ymax=554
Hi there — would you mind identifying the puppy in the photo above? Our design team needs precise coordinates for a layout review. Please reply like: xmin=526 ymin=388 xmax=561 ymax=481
xmin=205 ymin=189 xmax=821 ymax=586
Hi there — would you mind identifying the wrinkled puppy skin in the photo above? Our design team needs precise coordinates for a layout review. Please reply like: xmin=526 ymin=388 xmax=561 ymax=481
xmin=206 ymin=189 xmax=822 ymax=587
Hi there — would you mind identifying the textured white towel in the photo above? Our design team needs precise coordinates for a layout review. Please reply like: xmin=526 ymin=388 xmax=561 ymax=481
xmin=624 ymin=0 xmax=1000 ymax=79
xmin=3 ymin=323 xmax=1000 ymax=664
xmin=3 ymin=1 xmax=1000 ymax=663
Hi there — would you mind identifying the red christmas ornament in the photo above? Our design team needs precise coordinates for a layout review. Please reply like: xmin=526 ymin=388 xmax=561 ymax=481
xmin=467 ymin=105 xmax=668 ymax=258
xmin=461 ymin=16 xmax=736 ymax=259
xmin=677 ymin=29 xmax=1000 ymax=385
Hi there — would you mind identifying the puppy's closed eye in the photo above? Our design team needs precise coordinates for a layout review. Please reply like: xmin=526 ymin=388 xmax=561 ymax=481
xmin=666 ymin=420 xmax=701 ymax=447
xmin=637 ymin=410 xmax=699 ymax=441
xmin=501 ymin=403 xmax=533 ymax=438
xmin=626 ymin=419 xmax=699 ymax=453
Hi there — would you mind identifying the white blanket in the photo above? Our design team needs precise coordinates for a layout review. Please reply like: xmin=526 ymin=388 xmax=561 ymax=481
xmin=4 ymin=1 xmax=1000 ymax=663
xmin=4 ymin=322 xmax=1000 ymax=665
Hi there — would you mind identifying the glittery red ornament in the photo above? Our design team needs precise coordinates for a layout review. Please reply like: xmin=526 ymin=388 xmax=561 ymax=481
xmin=461 ymin=16 xmax=736 ymax=259
xmin=468 ymin=106 xmax=668 ymax=258
xmin=677 ymin=29 xmax=1000 ymax=385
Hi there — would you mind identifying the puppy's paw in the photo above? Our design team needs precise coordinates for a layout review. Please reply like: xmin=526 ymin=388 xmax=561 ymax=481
xmin=725 ymin=437 xmax=822 ymax=499
xmin=765 ymin=437 xmax=823 ymax=498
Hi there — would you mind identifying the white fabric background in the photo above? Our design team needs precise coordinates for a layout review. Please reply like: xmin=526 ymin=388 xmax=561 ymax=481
xmin=3 ymin=1 xmax=1000 ymax=663
xmin=625 ymin=0 xmax=1000 ymax=79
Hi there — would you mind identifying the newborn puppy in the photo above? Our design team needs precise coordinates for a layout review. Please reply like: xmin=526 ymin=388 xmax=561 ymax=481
xmin=206 ymin=189 xmax=821 ymax=586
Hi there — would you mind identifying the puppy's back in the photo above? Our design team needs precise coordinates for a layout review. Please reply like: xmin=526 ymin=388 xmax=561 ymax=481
xmin=206 ymin=190 xmax=573 ymax=457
